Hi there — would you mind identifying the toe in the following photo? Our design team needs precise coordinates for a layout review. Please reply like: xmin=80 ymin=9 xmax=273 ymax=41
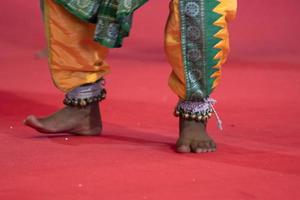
xmin=23 ymin=115 xmax=35 ymax=125
xmin=195 ymin=148 xmax=204 ymax=153
xmin=176 ymin=138 xmax=192 ymax=153
xmin=203 ymin=141 xmax=213 ymax=153
xmin=195 ymin=141 xmax=211 ymax=153
xmin=176 ymin=145 xmax=191 ymax=153
xmin=191 ymin=141 xmax=200 ymax=153
xmin=193 ymin=141 xmax=205 ymax=153
xmin=24 ymin=115 xmax=40 ymax=127
xmin=23 ymin=115 xmax=51 ymax=133
xmin=208 ymin=141 xmax=217 ymax=152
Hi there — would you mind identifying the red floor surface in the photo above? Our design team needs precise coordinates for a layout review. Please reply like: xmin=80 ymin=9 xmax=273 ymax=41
xmin=1 ymin=1 xmax=300 ymax=200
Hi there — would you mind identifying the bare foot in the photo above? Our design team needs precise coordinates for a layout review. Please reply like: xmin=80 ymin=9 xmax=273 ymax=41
xmin=176 ymin=118 xmax=216 ymax=153
xmin=24 ymin=102 xmax=102 ymax=136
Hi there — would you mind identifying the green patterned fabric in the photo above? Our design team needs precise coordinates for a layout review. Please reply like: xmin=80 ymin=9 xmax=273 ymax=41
xmin=55 ymin=0 xmax=148 ymax=48
xmin=179 ymin=0 xmax=222 ymax=100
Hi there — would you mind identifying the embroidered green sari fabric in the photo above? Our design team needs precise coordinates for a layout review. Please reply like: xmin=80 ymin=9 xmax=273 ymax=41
xmin=55 ymin=0 xmax=148 ymax=48
xmin=178 ymin=0 xmax=222 ymax=100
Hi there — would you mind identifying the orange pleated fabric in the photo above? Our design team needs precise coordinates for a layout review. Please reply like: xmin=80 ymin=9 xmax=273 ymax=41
xmin=44 ymin=0 xmax=236 ymax=97
xmin=44 ymin=0 xmax=110 ymax=92
xmin=164 ymin=0 xmax=187 ymax=99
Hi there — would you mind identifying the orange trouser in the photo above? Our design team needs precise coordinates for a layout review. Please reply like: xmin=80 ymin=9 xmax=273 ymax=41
xmin=44 ymin=0 xmax=236 ymax=100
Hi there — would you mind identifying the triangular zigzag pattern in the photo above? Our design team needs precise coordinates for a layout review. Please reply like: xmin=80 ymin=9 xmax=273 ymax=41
xmin=204 ymin=0 xmax=230 ymax=93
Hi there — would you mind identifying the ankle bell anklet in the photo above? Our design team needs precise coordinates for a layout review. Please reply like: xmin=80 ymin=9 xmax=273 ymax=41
xmin=174 ymin=98 xmax=215 ymax=121
xmin=63 ymin=79 xmax=106 ymax=107
xmin=174 ymin=98 xmax=223 ymax=130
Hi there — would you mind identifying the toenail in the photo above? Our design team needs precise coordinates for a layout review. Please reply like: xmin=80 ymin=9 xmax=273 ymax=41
xmin=196 ymin=149 xmax=204 ymax=153
xmin=177 ymin=146 xmax=191 ymax=153
xmin=202 ymin=149 xmax=209 ymax=153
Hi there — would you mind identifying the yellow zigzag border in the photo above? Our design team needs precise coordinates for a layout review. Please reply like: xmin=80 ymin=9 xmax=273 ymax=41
xmin=211 ymin=0 xmax=237 ymax=89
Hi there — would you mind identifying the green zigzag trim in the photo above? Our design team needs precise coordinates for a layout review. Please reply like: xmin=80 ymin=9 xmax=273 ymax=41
xmin=203 ymin=0 xmax=222 ymax=96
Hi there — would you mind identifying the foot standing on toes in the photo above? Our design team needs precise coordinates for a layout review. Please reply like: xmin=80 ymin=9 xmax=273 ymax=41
xmin=24 ymin=102 xmax=102 ymax=136
xmin=24 ymin=80 xmax=106 ymax=136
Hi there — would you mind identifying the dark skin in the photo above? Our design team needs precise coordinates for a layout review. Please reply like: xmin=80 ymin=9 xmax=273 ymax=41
xmin=24 ymin=103 xmax=216 ymax=153
xmin=176 ymin=118 xmax=216 ymax=153
xmin=24 ymin=102 xmax=102 ymax=136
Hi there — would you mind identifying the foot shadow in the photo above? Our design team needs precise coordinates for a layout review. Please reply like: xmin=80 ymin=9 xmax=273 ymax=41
xmin=1 ymin=90 xmax=176 ymax=151
xmin=32 ymin=122 xmax=175 ymax=151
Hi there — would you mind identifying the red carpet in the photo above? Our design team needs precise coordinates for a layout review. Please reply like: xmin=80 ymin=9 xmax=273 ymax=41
xmin=0 ymin=1 xmax=300 ymax=199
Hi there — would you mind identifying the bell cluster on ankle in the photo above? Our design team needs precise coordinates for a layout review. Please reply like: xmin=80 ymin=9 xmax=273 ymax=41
xmin=174 ymin=98 xmax=216 ymax=122
xmin=63 ymin=79 xmax=106 ymax=107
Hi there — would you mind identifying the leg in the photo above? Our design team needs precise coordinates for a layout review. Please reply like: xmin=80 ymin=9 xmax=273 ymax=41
xmin=165 ymin=0 xmax=237 ymax=153
xmin=24 ymin=0 xmax=110 ymax=135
